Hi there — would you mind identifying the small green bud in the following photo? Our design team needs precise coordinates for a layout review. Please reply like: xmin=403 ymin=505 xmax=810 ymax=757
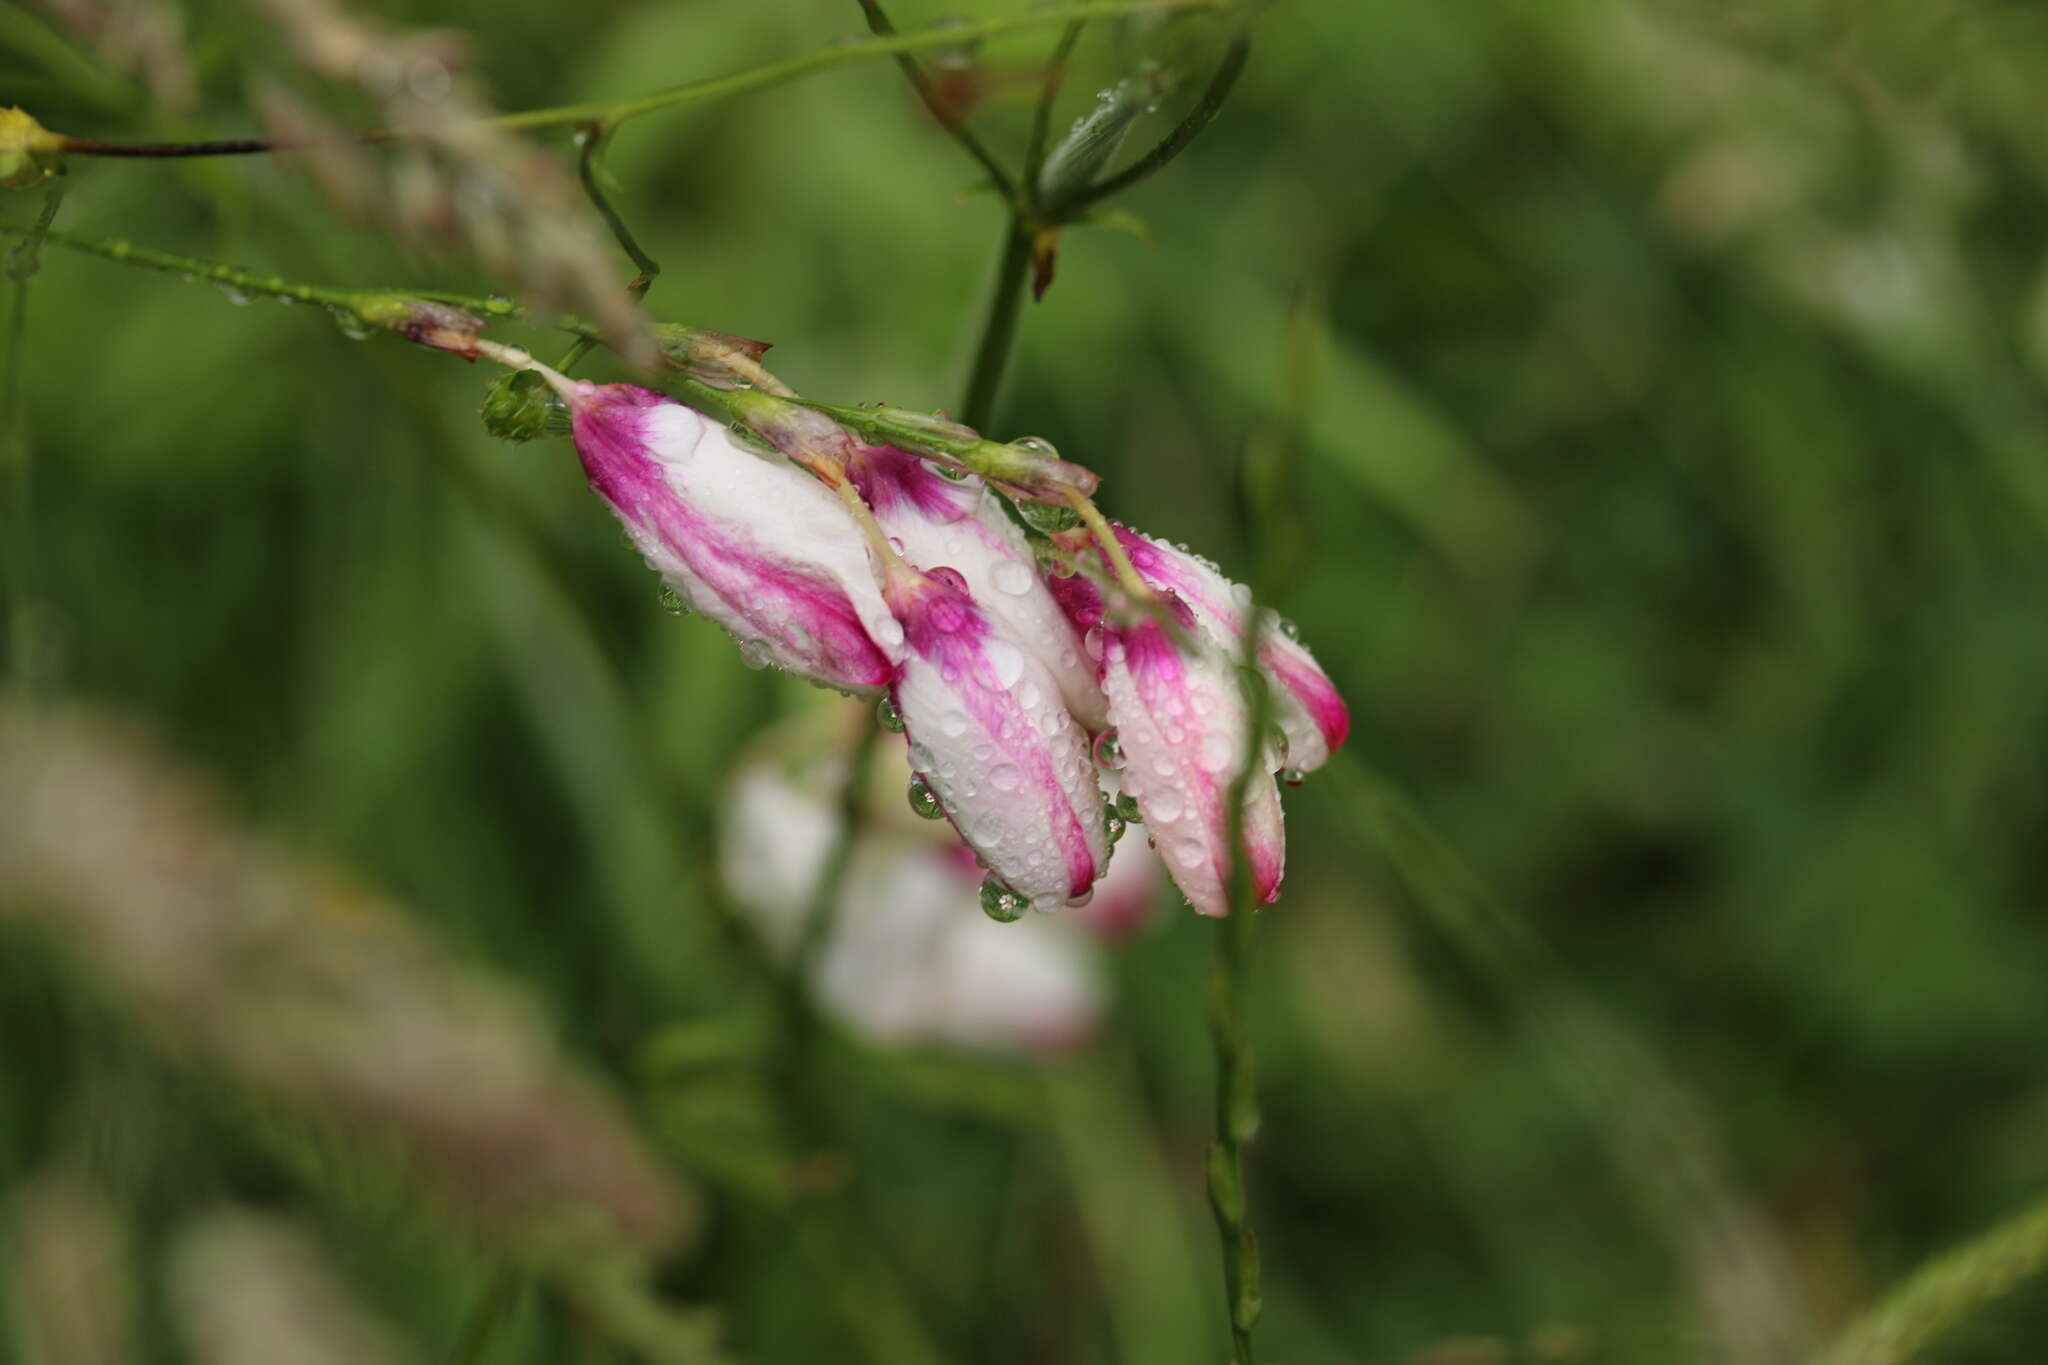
xmin=481 ymin=369 xmax=552 ymax=443
xmin=0 ymin=108 xmax=64 ymax=190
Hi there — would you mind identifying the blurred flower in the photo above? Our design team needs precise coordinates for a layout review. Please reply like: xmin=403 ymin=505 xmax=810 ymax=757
xmin=168 ymin=1211 xmax=422 ymax=1365
xmin=1102 ymin=617 xmax=1285 ymax=917
xmin=720 ymin=711 xmax=1163 ymax=1053
xmin=245 ymin=0 xmax=648 ymax=365
xmin=846 ymin=443 xmax=1106 ymax=728
xmin=1 ymin=1170 xmax=133 ymax=1365
xmin=555 ymin=379 xmax=900 ymax=695
xmin=0 ymin=700 xmax=693 ymax=1260
xmin=883 ymin=565 xmax=1108 ymax=907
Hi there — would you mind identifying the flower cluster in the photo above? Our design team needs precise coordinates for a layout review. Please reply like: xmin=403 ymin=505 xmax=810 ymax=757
xmin=545 ymin=372 xmax=1348 ymax=918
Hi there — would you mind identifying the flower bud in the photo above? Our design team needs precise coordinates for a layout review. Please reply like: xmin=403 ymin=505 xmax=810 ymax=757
xmin=557 ymin=380 xmax=899 ymax=693
xmin=1101 ymin=620 xmax=1284 ymax=917
xmin=884 ymin=566 xmax=1108 ymax=906
xmin=848 ymin=444 xmax=1107 ymax=729
xmin=0 ymin=108 xmax=64 ymax=190
xmin=1112 ymin=527 xmax=1349 ymax=773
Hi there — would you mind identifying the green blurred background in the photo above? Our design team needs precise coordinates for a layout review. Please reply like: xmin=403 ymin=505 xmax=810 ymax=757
xmin=5 ymin=0 xmax=2048 ymax=1361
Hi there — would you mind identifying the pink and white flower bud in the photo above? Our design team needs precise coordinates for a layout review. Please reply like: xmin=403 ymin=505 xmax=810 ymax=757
xmin=1112 ymin=527 xmax=1349 ymax=774
xmin=884 ymin=565 xmax=1109 ymax=906
xmin=848 ymin=445 xmax=1107 ymax=730
xmin=1102 ymin=619 xmax=1285 ymax=917
xmin=559 ymin=381 xmax=901 ymax=694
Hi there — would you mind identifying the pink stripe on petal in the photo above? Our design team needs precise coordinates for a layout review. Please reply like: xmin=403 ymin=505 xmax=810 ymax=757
xmin=888 ymin=570 xmax=1106 ymax=901
xmin=1106 ymin=621 xmax=1286 ymax=916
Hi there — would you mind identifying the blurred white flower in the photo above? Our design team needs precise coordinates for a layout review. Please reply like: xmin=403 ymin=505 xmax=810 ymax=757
xmin=719 ymin=713 xmax=1163 ymax=1053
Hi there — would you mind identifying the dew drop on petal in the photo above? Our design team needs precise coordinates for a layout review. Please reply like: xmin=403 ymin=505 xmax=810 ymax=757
xmin=1093 ymin=730 xmax=1126 ymax=771
xmin=907 ymin=773 xmax=944 ymax=820
xmin=980 ymin=876 xmax=1026 ymax=922
xmin=991 ymin=559 xmax=1035 ymax=596
xmin=1105 ymin=809 xmax=1127 ymax=843
xmin=877 ymin=697 xmax=905 ymax=733
xmin=989 ymin=763 xmax=1022 ymax=792
xmin=983 ymin=637 xmax=1026 ymax=690
xmin=940 ymin=709 xmax=970 ymax=738
xmin=1149 ymin=789 xmax=1186 ymax=822
xmin=1283 ymin=768 xmax=1307 ymax=787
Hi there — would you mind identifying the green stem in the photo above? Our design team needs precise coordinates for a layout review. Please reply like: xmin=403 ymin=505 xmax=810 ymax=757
xmin=853 ymin=0 xmax=1017 ymax=205
xmin=2 ymin=180 xmax=63 ymax=698
xmin=1209 ymin=612 xmax=1271 ymax=1365
xmin=1810 ymin=1190 xmax=2048 ymax=1365
xmin=555 ymin=123 xmax=661 ymax=374
xmin=958 ymin=222 xmax=1032 ymax=431
xmin=0 ymin=220 xmax=522 ymax=323
xmin=48 ymin=1 xmax=1233 ymax=160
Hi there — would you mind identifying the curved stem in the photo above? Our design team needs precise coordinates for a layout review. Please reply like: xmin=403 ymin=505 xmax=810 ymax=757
xmin=1024 ymin=21 xmax=1089 ymax=190
xmin=1068 ymin=490 xmax=1153 ymax=601
xmin=853 ymin=0 xmax=1017 ymax=205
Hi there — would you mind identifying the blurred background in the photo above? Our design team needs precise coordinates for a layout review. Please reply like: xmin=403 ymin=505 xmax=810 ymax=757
xmin=4 ymin=0 xmax=2048 ymax=1362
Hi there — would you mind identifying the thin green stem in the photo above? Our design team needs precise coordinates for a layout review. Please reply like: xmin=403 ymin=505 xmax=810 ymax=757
xmin=3 ymin=180 xmax=63 ymax=698
xmin=43 ymin=3 xmax=1229 ymax=159
xmin=853 ymin=0 xmax=1017 ymax=205
xmin=1050 ymin=33 xmax=1250 ymax=218
xmin=0 ymin=219 xmax=523 ymax=322
xmin=958 ymin=222 xmax=1032 ymax=431
xmin=1811 ymin=1189 xmax=2048 ymax=1365
xmin=556 ymin=123 xmax=661 ymax=374
xmin=1208 ymin=610 xmax=1270 ymax=1365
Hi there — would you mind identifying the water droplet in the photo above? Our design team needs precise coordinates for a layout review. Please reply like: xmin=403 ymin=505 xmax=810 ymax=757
xmin=935 ymin=463 xmax=971 ymax=482
xmin=1149 ymin=789 xmax=1186 ymax=822
xmin=980 ymin=876 xmax=1026 ymax=922
xmin=983 ymin=637 xmax=1026 ymax=690
xmin=1066 ymin=887 xmax=1095 ymax=909
xmin=329 ymin=307 xmax=374 ymax=340
xmin=990 ymin=559 xmax=1035 ymax=595
xmin=1282 ymin=768 xmax=1306 ymax=787
xmin=1092 ymin=730 xmax=1125 ymax=771
xmin=1018 ymin=500 xmax=1081 ymax=534
xmin=877 ymin=697 xmax=905 ymax=733
xmin=1278 ymin=617 xmax=1300 ymax=641
xmin=1083 ymin=627 xmax=1106 ymax=661
xmin=1008 ymin=435 xmax=1060 ymax=460
xmin=940 ymin=709 xmax=970 ymax=738
xmin=657 ymin=584 xmax=689 ymax=616
xmin=217 ymin=283 xmax=253 ymax=305
xmin=1115 ymin=791 xmax=1143 ymax=823
xmin=989 ymin=763 xmax=1022 ymax=792
xmin=1105 ymin=809 xmax=1127 ymax=843
xmin=907 ymin=773 xmax=945 ymax=820
xmin=738 ymin=639 xmax=772 ymax=670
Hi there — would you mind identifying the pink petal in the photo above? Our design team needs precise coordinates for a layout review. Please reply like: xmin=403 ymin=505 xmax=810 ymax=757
xmin=885 ymin=567 xmax=1108 ymax=904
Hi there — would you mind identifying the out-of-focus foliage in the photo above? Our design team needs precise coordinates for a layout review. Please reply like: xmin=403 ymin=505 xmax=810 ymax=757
xmin=4 ymin=0 xmax=2048 ymax=1362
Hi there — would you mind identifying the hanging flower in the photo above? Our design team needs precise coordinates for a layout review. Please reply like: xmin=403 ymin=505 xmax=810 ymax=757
xmin=1100 ymin=617 xmax=1286 ymax=916
xmin=847 ymin=443 xmax=1107 ymax=729
xmin=883 ymin=564 xmax=1109 ymax=908
xmin=1108 ymin=526 xmax=1349 ymax=774
xmin=553 ymin=379 xmax=902 ymax=694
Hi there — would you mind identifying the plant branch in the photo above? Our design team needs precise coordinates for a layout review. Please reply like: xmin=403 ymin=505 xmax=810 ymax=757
xmin=555 ymin=122 xmax=661 ymax=374
xmin=1208 ymin=608 xmax=1271 ymax=1365
xmin=1050 ymin=33 xmax=1250 ymax=218
xmin=852 ymin=0 xmax=1016 ymax=204
xmin=43 ymin=1 xmax=1232 ymax=159
xmin=958 ymin=222 xmax=1032 ymax=430
xmin=2 ymin=179 xmax=63 ymax=698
